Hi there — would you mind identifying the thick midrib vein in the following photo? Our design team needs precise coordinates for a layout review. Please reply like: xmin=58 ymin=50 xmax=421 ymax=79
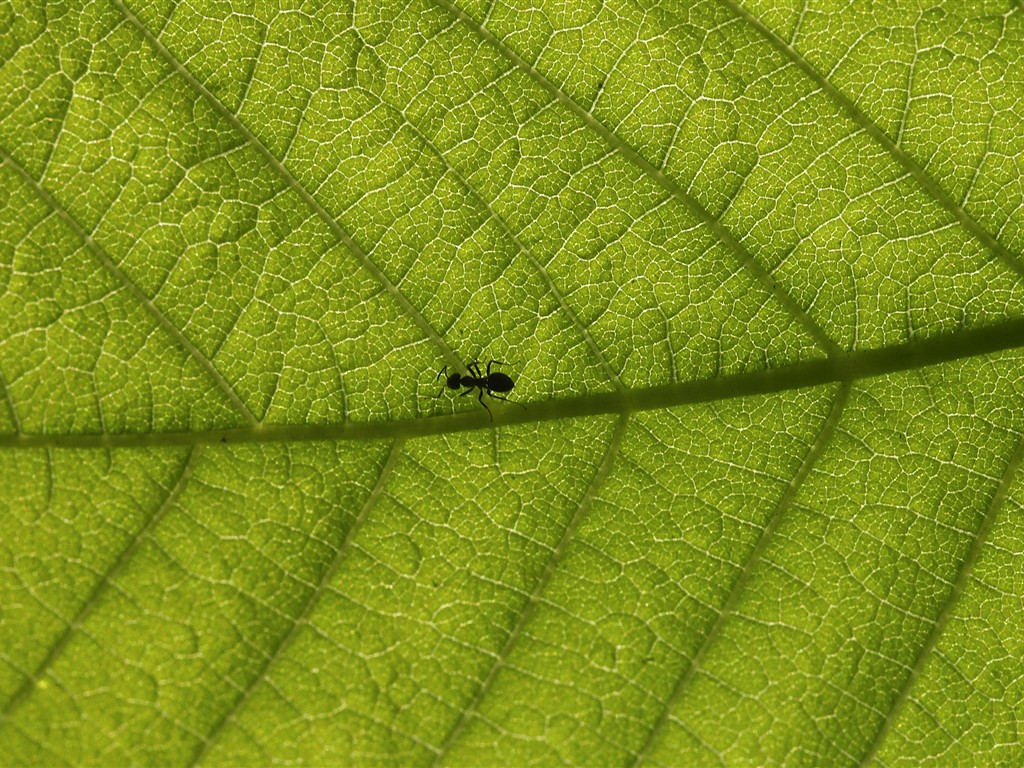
xmin=722 ymin=0 xmax=1024 ymax=280
xmin=632 ymin=382 xmax=850 ymax=765
xmin=431 ymin=414 xmax=629 ymax=764
xmin=0 ymin=447 xmax=196 ymax=724
xmin=858 ymin=428 xmax=1024 ymax=766
xmin=110 ymin=0 xmax=462 ymax=373
xmin=191 ymin=439 xmax=404 ymax=766
xmin=0 ymin=148 xmax=257 ymax=426
xmin=430 ymin=0 xmax=842 ymax=360
xmin=4 ymin=316 xmax=1022 ymax=448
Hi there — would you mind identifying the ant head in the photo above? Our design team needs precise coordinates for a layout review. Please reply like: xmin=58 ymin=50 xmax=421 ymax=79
xmin=435 ymin=365 xmax=462 ymax=390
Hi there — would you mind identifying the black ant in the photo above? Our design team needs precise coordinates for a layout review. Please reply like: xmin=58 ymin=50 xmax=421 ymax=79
xmin=435 ymin=360 xmax=522 ymax=420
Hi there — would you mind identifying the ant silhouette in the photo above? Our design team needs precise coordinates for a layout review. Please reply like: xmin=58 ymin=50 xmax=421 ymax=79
xmin=435 ymin=360 xmax=523 ymax=420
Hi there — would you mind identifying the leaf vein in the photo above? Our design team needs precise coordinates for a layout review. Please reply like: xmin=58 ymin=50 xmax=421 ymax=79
xmin=348 ymin=85 xmax=626 ymax=392
xmin=0 ymin=147 xmax=258 ymax=426
xmin=723 ymin=0 xmax=1024 ymax=280
xmin=3 ymin=318 xmax=1023 ymax=447
xmin=0 ymin=366 xmax=20 ymax=434
xmin=0 ymin=447 xmax=196 ymax=724
xmin=110 ymin=0 xmax=462 ymax=373
xmin=857 ymin=426 xmax=1024 ymax=766
xmin=190 ymin=439 xmax=405 ymax=766
xmin=631 ymin=381 xmax=851 ymax=766
xmin=429 ymin=0 xmax=841 ymax=359
xmin=431 ymin=414 xmax=629 ymax=764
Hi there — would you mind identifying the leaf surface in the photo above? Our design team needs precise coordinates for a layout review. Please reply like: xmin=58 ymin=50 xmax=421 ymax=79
xmin=2 ymin=0 xmax=1024 ymax=765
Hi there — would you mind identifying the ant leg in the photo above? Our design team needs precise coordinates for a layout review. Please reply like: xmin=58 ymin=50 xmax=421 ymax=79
xmin=435 ymin=365 xmax=448 ymax=382
xmin=468 ymin=361 xmax=482 ymax=378
xmin=486 ymin=360 xmax=507 ymax=375
xmin=478 ymin=388 xmax=493 ymax=420
xmin=488 ymin=392 xmax=527 ymax=410
xmin=459 ymin=386 xmax=476 ymax=397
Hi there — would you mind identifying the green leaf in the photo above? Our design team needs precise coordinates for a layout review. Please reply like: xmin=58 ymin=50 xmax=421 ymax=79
xmin=2 ymin=0 xmax=1023 ymax=765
